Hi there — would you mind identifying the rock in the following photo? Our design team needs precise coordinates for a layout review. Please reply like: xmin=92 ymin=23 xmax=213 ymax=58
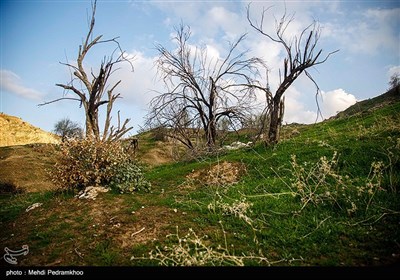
xmin=76 ymin=186 xmax=109 ymax=200
xmin=26 ymin=203 xmax=43 ymax=212
xmin=223 ymin=141 xmax=253 ymax=151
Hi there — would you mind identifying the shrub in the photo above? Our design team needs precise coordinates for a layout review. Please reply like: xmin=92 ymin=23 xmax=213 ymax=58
xmin=151 ymin=126 xmax=167 ymax=141
xmin=288 ymin=151 xmax=384 ymax=215
xmin=49 ymin=138 xmax=151 ymax=193
xmin=131 ymin=226 xmax=272 ymax=266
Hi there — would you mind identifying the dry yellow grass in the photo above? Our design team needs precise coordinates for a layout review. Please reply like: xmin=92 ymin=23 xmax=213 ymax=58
xmin=0 ymin=144 xmax=58 ymax=192
xmin=0 ymin=113 xmax=60 ymax=147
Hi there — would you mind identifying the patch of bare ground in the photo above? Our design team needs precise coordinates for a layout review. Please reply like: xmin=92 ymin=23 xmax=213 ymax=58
xmin=1 ymin=193 xmax=193 ymax=266
xmin=140 ymin=142 xmax=173 ymax=166
xmin=0 ymin=144 xmax=58 ymax=193
xmin=186 ymin=161 xmax=246 ymax=187
xmin=115 ymin=205 xmax=180 ymax=248
xmin=138 ymin=141 xmax=187 ymax=166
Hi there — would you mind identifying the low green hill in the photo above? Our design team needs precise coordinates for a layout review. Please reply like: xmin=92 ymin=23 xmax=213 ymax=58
xmin=334 ymin=85 xmax=400 ymax=119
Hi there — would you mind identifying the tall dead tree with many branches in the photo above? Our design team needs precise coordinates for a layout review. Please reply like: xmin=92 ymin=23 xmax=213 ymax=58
xmin=39 ymin=0 xmax=133 ymax=141
xmin=247 ymin=5 xmax=338 ymax=145
xmin=146 ymin=24 xmax=264 ymax=151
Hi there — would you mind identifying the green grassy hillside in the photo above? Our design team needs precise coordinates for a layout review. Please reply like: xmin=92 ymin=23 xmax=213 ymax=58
xmin=0 ymin=89 xmax=399 ymax=267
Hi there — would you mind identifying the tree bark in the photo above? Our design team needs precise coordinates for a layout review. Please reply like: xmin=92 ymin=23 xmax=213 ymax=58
xmin=207 ymin=77 xmax=217 ymax=150
xmin=267 ymin=97 xmax=284 ymax=145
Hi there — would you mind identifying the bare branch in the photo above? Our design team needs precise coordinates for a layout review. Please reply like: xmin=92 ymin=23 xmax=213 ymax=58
xmin=247 ymin=3 xmax=338 ymax=145
xmin=147 ymin=23 xmax=265 ymax=151
xmin=38 ymin=97 xmax=81 ymax=107
xmin=40 ymin=0 xmax=133 ymax=141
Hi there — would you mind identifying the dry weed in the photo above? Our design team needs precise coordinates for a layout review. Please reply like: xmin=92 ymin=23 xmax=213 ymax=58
xmin=131 ymin=225 xmax=274 ymax=266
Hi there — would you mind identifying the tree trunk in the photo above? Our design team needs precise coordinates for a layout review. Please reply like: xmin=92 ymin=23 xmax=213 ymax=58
xmin=206 ymin=120 xmax=217 ymax=151
xmin=207 ymin=77 xmax=217 ymax=151
xmin=267 ymin=97 xmax=284 ymax=145
xmin=85 ymin=110 xmax=100 ymax=140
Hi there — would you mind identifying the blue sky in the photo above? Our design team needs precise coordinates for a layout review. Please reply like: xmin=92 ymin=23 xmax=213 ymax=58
xmin=1 ymin=0 xmax=399 ymax=135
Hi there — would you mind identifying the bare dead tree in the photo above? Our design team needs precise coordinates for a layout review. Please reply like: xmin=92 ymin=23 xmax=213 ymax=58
xmin=388 ymin=72 xmax=400 ymax=90
xmin=247 ymin=4 xmax=338 ymax=145
xmin=53 ymin=118 xmax=83 ymax=141
xmin=146 ymin=24 xmax=264 ymax=151
xmin=39 ymin=0 xmax=133 ymax=141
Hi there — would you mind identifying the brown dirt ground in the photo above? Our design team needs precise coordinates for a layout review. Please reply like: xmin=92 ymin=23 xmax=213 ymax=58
xmin=186 ymin=161 xmax=246 ymax=187
xmin=1 ymin=193 xmax=195 ymax=266
xmin=0 ymin=144 xmax=58 ymax=193
xmin=137 ymin=140 xmax=186 ymax=166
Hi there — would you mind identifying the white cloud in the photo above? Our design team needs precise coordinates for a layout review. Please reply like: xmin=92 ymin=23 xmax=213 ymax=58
xmin=110 ymin=2 xmax=371 ymax=128
xmin=112 ymin=51 xmax=160 ymax=107
xmin=205 ymin=44 xmax=221 ymax=62
xmin=280 ymin=88 xmax=357 ymax=124
xmin=319 ymin=89 xmax=357 ymax=118
xmin=149 ymin=1 xmax=208 ymax=26
xmin=284 ymin=96 xmax=318 ymax=124
xmin=322 ymin=7 xmax=400 ymax=55
xmin=205 ymin=6 xmax=244 ymax=41
xmin=388 ymin=65 xmax=400 ymax=78
xmin=281 ymin=86 xmax=317 ymax=124
xmin=0 ymin=70 xmax=43 ymax=100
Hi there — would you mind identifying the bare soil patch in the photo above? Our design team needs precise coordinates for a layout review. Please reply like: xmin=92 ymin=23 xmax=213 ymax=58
xmin=139 ymin=141 xmax=186 ymax=166
xmin=186 ymin=161 xmax=246 ymax=187
xmin=0 ymin=144 xmax=57 ymax=193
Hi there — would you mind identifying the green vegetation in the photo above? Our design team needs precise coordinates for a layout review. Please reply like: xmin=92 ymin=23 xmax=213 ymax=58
xmin=49 ymin=138 xmax=151 ymax=193
xmin=0 ymin=91 xmax=399 ymax=266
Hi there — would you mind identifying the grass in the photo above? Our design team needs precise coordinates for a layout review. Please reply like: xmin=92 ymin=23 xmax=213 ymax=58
xmin=0 ymin=95 xmax=399 ymax=267
xmin=0 ymin=113 xmax=59 ymax=147
xmin=0 ymin=144 xmax=58 ymax=192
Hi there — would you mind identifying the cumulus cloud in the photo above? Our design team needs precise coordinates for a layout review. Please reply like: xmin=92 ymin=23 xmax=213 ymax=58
xmin=319 ymin=89 xmax=357 ymax=118
xmin=205 ymin=44 xmax=221 ymax=61
xmin=116 ymin=2 xmax=361 ymax=127
xmin=284 ymin=97 xmax=318 ymax=124
xmin=0 ymin=70 xmax=43 ymax=100
xmin=205 ymin=6 xmax=244 ymax=41
xmin=149 ymin=1 xmax=209 ymax=27
xmin=280 ymin=88 xmax=357 ymax=124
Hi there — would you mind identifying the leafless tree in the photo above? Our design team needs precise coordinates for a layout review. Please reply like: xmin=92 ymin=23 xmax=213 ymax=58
xmin=247 ymin=4 xmax=338 ymax=145
xmin=388 ymin=72 xmax=400 ymax=90
xmin=53 ymin=118 xmax=83 ymax=141
xmin=146 ymin=24 xmax=264 ymax=151
xmin=39 ymin=0 xmax=133 ymax=141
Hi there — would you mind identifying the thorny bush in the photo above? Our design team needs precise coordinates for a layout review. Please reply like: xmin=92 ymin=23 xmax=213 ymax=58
xmin=49 ymin=138 xmax=151 ymax=193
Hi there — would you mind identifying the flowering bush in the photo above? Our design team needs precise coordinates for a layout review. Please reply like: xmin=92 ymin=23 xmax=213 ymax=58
xmin=49 ymin=138 xmax=151 ymax=193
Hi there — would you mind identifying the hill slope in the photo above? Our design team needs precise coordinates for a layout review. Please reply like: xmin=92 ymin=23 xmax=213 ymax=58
xmin=0 ymin=113 xmax=59 ymax=147
xmin=0 ymin=88 xmax=399 ymax=267
xmin=334 ymin=85 xmax=400 ymax=119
